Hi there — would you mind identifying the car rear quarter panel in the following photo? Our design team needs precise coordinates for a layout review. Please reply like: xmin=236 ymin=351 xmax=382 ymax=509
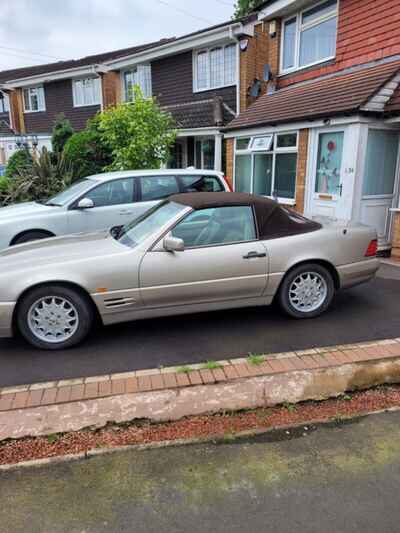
xmin=264 ymin=225 xmax=378 ymax=296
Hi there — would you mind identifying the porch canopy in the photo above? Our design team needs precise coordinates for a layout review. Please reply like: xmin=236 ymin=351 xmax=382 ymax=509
xmin=225 ymin=60 xmax=400 ymax=131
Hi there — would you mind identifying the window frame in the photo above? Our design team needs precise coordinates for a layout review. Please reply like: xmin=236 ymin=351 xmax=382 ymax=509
xmin=280 ymin=0 xmax=338 ymax=75
xmin=122 ymin=64 xmax=152 ymax=101
xmin=72 ymin=77 xmax=101 ymax=108
xmin=23 ymin=85 xmax=46 ymax=113
xmin=234 ymin=132 xmax=299 ymax=205
xmin=193 ymin=42 xmax=238 ymax=93
xmin=170 ymin=205 xmax=259 ymax=250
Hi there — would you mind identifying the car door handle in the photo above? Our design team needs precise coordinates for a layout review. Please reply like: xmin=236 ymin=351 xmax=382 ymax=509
xmin=119 ymin=210 xmax=133 ymax=215
xmin=243 ymin=251 xmax=267 ymax=259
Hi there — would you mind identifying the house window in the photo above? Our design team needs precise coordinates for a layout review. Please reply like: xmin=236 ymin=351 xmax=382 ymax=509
xmin=23 ymin=86 xmax=45 ymax=112
xmin=72 ymin=78 xmax=101 ymax=107
xmin=0 ymin=93 xmax=9 ymax=114
xmin=281 ymin=0 xmax=338 ymax=73
xmin=123 ymin=65 xmax=152 ymax=100
xmin=195 ymin=138 xmax=215 ymax=170
xmin=234 ymin=132 xmax=298 ymax=202
xmin=194 ymin=43 xmax=237 ymax=92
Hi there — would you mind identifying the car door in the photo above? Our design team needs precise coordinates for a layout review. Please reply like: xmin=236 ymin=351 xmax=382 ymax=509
xmin=133 ymin=175 xmax=181 ymax=219
xmin=139 ymin=205 xmax=268 ymax=307
xmin=67 ymin=178 xmax=136 ymax=234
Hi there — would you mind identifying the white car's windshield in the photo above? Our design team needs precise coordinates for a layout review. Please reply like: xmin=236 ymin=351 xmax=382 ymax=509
xmin=118 ymin=201 xmax=186 ymax=248
xmin=45 ymin=179 xmax=93 ymax=206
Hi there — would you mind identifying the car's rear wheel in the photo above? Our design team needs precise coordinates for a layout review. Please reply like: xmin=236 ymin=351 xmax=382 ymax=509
xmin=17 ymin=285 xmax=93 ymax=350
xmin=278 ymin=263 xmax=335 ymax=319
xmin=12 ymin=231 xmax=53 ymax=246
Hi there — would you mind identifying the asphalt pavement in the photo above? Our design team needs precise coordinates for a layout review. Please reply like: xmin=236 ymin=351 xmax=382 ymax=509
xmin=0 ymin=263 xmax=399 ymax=388
xmin=2 ymin=409 xmax=400 ymax=532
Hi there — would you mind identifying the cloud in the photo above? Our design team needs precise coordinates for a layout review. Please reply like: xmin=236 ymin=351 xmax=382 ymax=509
xmin=0 ymin=0 xmax=234 ymax=70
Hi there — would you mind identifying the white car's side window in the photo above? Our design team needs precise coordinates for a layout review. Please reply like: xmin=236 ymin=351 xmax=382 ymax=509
xmin=85 ymin=179 xmax=135 ymax=207
xmin=172 ymin=206 xmax=256 ymax=248
xmin=140 ymin=176 xmax=179 ymax=202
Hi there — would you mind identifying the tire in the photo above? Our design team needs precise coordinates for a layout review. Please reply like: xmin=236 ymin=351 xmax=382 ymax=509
xmin=12 ymin=231 xmax=53 ymax=246
xmin=17 ymin=285 xmax=94 ymax=350
xmin=278 ymin=263 xmax=335 ymax=319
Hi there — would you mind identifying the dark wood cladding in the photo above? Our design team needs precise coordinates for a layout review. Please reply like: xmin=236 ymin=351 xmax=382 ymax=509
xmin=152 ymin=51 xmax=237 ymax=112
xmin=24 ymin=79 xmax=100 ymax=134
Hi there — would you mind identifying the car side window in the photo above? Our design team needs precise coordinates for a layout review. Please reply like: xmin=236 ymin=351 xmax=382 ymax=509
xmin=141 ymin=176 xmax=179 ymax=202
xmin=85 ymin=178 xmax=134 ymax=207
xmin=180 ymin=175 xmax=224 ymax=193
xmin=172 ymin=206 xmax=256 ymax=248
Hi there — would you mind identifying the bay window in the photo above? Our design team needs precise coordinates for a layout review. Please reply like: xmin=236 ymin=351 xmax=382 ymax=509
xmin=194 ymin=43 xmax=237 ymax=92
xmin=23 ymin=86 xmax=45 ymax=112
xmin=281 ymin=0 xmax=338 ymax=73
xmin=234 ymin=133 xmax=298 ymax=202
xmin=123 ymin=65 xmax=152 ymax=100
xmin=72 ymin=78 xmax=101 ymax=107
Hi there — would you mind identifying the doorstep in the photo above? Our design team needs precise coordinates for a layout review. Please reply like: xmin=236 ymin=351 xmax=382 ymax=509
xmin=1 ymin=338 xmax=400 ymax=441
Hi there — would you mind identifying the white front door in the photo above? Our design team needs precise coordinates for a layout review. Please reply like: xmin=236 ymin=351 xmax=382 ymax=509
xmin=359 ymin=129 xmax=400 ymax=245
xmin=308 ymin=127 xmax=353 ymax=220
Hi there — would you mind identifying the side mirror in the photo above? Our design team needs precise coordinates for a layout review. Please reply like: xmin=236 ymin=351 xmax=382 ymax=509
xmin=163 ymin=234 xmax=185 ymax=252
xmin=77 ymin=198 xmax=94 ymax=210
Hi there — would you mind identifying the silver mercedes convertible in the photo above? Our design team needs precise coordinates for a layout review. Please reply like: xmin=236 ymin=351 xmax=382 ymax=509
xmin=0 ymin=192 xmax=379 ymax=350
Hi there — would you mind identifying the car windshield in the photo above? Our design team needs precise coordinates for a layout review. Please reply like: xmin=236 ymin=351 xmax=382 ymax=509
xmin=44 ymin=179 xmax=93 ymax=206
xmin=118 ymin=201 xmax=186 ymax=248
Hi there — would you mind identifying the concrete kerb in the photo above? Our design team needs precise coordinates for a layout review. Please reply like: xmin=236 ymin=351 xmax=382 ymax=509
xmin=2 ymin=346 xmax=400 ymax=441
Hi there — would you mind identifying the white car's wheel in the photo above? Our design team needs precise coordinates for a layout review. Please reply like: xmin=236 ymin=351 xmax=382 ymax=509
xmin=278 ymin=263 xmax=335 ymax=319
xmin=17 ymin=285 xmax=93 ymax=350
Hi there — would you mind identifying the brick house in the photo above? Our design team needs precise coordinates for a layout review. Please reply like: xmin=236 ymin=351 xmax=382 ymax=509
xmin=0 ymin=18 xmax=257 ymax=171
xmin=224 ymin=0 xmax=400 ymax=258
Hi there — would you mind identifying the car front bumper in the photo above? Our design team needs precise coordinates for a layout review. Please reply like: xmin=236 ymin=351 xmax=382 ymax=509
xmin=0 ymin=302 xmax=16 ymax=338
xmin=337 ymin=258 xmax=380 ymax=289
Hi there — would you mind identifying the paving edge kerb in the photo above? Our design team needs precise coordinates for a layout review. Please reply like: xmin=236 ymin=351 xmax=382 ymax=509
xmin=1 ymin=338 xmax=400 ymax=441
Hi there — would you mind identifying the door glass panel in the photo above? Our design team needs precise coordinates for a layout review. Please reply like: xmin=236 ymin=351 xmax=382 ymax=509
xmin=363 ymin=130 xmax=399 ymax=196
xmin=315 ymin=132 xmax=344 ymax=195
xmin=254 ymin=154 xmax=273 ymax=195
xmin=86 ymin=178 xmax=134 ymax=207
xmin=235 ymin=154 xmax=252 ymax=192
xmin=275 ymin=153 xmax=297 ymax=199
xmin=172 ymin=206 xmax=256 ymax=247
xmin=202 ymin=139 xmax=215 ymax=170
xmin=141 ymin=176 xmax=179 ymax=201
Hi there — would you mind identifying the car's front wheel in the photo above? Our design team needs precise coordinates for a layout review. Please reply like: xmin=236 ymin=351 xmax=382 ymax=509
xmin=278 ymin=263 xmax=335 ymax=319
xmin=17 ymin=285 xmax=94 ymax=350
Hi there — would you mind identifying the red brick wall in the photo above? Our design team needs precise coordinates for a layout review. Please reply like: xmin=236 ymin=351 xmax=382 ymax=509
xmin=278 ymin=0 xmax=400 ymax=88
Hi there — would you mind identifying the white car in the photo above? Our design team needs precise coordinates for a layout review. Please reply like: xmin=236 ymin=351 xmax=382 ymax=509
xmin=0 ymin=169 xmax=230 ymax=249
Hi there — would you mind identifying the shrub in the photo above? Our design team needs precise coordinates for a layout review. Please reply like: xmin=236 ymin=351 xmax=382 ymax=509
xmin=1 ymin=147 xmax=73 ymax=206
xmin=0 ymin=175 xmax=8 ymax=191
xmin=4 ymin=149 xmax=33 ymax=181
xmin=51 ymin=113 xmax=74 ymax=155
xmin=63 ymin=115 xmax=112 ymax=181
xmin=98 ymin=86 xmax=176 ymax=171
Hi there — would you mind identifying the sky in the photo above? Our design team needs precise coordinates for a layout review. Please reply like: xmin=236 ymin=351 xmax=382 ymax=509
xmin=0 ymin=0 xmax=235 ymax=71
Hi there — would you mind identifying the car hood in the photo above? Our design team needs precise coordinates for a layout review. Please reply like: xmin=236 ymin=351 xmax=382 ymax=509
xmin=0 ymin=230 xmax=126 ymax=270
xmin=0 ymin=201 xmax=59 ymax=220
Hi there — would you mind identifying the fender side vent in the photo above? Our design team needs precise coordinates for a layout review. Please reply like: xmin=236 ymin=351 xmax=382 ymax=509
xmin=104 ymin=297 xmax=136 ymax=309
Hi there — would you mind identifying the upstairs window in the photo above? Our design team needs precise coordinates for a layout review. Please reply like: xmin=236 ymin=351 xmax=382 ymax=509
xmin=281 ymin=0 xmax=338 ymax=73
xmin=23 ymin=86 xmax=45 ymax=112
xmin=0 ymin=93 xmax=9 ymax=113
xmin=123 ymin=65 xmax=152 ymax=100
xmin=72 ymin=78 xmax=101 ymax=107
xmin=194 ymin=43 xmax=237 ymax=92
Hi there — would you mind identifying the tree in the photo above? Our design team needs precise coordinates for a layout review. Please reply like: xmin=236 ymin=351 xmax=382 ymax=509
xmin=63 ymin=115 xmax=112 ymax=181
xmin=98 ymin=87 xmax=177 ymax=171
xmin=233 ymin=0 xmax=265 ymax=18
xmin=4 ymin=149 xmax=33 ymax=181
xmin=51 ymin=113 xmax=74 ymax=155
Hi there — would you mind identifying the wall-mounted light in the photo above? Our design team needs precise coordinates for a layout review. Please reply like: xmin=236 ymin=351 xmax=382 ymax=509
xmin=240 ymin=39 xmax=249 ymax=52
xmin=269 ymin=20 xmax=277 ymax=38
